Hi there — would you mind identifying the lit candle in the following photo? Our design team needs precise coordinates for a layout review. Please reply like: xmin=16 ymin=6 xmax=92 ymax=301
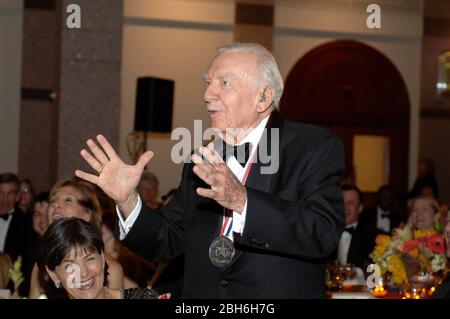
xmin=372 ymin=286 xmax=388 ymax=298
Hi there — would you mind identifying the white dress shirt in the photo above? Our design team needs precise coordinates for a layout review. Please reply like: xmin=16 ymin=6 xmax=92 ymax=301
xmin=337 ymin=221 xmax=358 ymax=266
xmin=0 ymin=209 xmax=14 ymax=252
xmin=117 ymin=115 xmax=270 ymax=241
xmin=376 ymin=206 xmax=391 ymax=233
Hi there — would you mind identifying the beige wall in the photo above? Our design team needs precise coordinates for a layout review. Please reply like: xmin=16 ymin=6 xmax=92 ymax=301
xmin=420 ymin=118 xmax=450 ymax=202
xmin=121 ymin=0 xmax=424 ymax=196
xmin=0 ymin=0 xmax=23 ymax=173
xmin=273 ymin=0 xmax=423 ymax=188
xmin=121 ymin=0 xmax=234 ymax=196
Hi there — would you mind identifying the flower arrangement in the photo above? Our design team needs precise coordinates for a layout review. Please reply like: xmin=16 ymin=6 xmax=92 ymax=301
xmin=371 ymin=225 xmax=447 ymax=287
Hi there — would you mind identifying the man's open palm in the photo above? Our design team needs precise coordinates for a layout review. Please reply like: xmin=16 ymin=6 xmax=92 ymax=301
xmin=75 ymin=134 xmax=153 ymax=205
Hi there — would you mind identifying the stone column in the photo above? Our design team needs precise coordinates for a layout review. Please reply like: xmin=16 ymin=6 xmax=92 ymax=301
xmin=234 ymin=0 xmax=273 ymax=50
xmin=19 ymin=0 xmax=59 ymax=192
xmin=56 ymin=0 xmax=123 ymax=180
xmin=18 ymin=0 xmax=123 ymax=191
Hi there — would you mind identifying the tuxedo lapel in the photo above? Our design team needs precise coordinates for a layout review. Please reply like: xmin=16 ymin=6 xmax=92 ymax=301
xmin=222 ymin=111 xmax=285 ymax=273
xmin=245 ymin=110 xmax=284 ymax=193
xmin=3 ymin=210 xmax=18 ymax=255
xmin=190 ymin=159 xmax=223 ymax=246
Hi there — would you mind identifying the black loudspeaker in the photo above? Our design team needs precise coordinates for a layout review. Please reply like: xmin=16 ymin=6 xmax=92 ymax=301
xmin=134 ymin=77 xmax=174 ymax=133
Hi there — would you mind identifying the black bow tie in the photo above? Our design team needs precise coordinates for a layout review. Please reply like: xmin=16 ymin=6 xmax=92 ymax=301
xmin=0 ymin=213 xmax=11 ymax=221
xmin=344 ymin=226 xmax=355 ymax=235
xmin=221 ymin=141 xmax=252 ymax=167
xmin=380 ymin=212 xmax=390 ymax=219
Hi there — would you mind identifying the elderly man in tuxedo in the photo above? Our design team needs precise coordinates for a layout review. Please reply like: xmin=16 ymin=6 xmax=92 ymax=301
xmin=76 ymin=43 xmax=345 ymax=298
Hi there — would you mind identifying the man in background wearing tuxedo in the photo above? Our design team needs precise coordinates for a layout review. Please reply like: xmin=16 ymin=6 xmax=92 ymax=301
xmin=358 ymin=185 xmax=405 ymax=236
xmin=0 ymin=173 xmax=33 ymax=296
xmin=76 ymin=43 xmax=345 ymax=298
xmin=336 ymin=184 xmax=376 ymax=270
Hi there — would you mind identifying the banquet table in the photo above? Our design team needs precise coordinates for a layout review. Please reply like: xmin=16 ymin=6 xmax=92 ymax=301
xmin=327 ymin=285 xmax=431 ymax=299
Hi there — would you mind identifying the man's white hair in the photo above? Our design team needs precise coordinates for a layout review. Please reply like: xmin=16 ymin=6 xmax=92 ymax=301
xmin=217 ymin=43 xmax=284 ymax=108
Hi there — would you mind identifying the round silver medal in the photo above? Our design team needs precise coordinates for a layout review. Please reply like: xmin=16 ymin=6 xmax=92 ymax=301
xmin=209 ymin=236 xmax=235 ymax=268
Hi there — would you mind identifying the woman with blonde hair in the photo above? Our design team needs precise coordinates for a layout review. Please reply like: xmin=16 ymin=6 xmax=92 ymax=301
xmin=408 ymin=195 xmax=440 ymax=231
xmin=29 ymin=177 xmax=124 ymax=298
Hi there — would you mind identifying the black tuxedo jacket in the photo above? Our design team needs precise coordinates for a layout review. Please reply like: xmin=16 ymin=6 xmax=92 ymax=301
xmin=358 ymin=207 xmax=404 ymax=236
xmin=122 ymin=111 xmax=345 ymax=298
xmin=3 ymin=207 xmax=34 ymax=296
xmin=328 ymin=219 xmax=376 ymax=269
xmin=345 ymin=221 xmax=377 ymax=269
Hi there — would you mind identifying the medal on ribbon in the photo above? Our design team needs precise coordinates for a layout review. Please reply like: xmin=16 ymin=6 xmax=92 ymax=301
xmin=209 ymin=234 xmax=235 ymax=268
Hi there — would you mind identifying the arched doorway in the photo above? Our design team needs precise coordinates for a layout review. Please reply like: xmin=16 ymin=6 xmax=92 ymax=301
xmin=280 ymin=40 xmax=410 ymax=209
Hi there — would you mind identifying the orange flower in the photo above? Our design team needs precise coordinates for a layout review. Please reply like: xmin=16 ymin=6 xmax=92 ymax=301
xmin=375 ymin=234 xmax=391 ymax=246
xmin=403 ymin=239 xmax=419 ymax=253
xmin=408 ymin=248 xmax=419 ymax=258
xmin=426 ymin=234 xmax=445 ymax=254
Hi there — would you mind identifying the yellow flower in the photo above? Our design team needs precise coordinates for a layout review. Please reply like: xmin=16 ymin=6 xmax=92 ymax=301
xmin=373 ymin=244 xmax=388 ymax=261
xmin=387 ymin=255 xmax=408 ymax=286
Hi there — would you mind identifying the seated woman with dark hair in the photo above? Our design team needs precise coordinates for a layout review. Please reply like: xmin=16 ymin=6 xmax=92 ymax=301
xmin=37 ymin=218 xmax=168 ymax=299
xmin=29 ymin=178 xmax=124 ymax=298
xmin=32 ymin=191 xmax=50 ymax=237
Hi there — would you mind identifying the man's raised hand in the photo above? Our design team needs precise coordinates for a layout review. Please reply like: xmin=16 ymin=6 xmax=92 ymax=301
xmin=75 ymin=134 xmax=154 ymax=217
xmin=191 ymin=142 xmax=247 ymax=214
